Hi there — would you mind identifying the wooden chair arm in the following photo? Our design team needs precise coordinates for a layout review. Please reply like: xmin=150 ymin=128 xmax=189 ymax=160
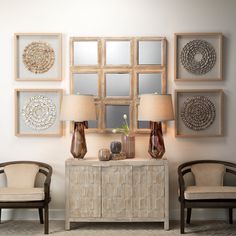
xmin=39 ymin=168 xmax=52 ymax=203
xmin=178 ymin=167 xmax=191 ymax=201
xmin=226 ymin=168 xmax=236 ymax=176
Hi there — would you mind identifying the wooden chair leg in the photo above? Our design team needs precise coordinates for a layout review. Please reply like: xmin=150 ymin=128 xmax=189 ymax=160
xmin=38 ymin=208 xmax=44 ymax=224
xmin=180 ymin=202 xmax=185 ymax=234
xmin=229 ymin=208 xmax=233 ymax=224
xmin=186 ymin=208 xmax=192 ymax=224
xmin=44 ymin=205 xmax=49 ymax=234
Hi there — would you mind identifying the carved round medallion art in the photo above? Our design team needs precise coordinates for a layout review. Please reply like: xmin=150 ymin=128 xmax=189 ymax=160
xmin=22 ymin=95 xmax=57 ymax=130
xmin=180 ymin=40 xmax=216 ymax=75
xmin=22 ymin=41 xmax=55 ymax=74
xmin=181 ymin=96 xmax=216 ymax=131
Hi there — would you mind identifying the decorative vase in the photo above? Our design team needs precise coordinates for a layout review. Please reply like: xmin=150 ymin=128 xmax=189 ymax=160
xmin=121 ymin=133 xmax=135 ymax=158
xmin=110 ymin=141 xmax=122 ymax=154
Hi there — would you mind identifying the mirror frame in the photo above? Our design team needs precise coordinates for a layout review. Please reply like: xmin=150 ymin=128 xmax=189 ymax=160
xmin=70 ymin=37 xmax=167 ymax=133
xmin=71 ymin=37 xmax=101 ymax=68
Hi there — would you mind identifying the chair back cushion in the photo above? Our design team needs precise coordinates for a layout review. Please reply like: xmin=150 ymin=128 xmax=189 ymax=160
xmin=191 ymin=163 xmax=225 ymax=186
xmin=4 ymin=164 xmax=39 ymax=188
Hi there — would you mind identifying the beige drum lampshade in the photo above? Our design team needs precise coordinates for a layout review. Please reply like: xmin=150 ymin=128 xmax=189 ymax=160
xmin=60 ymin=94 xmax=96 ymax=122
xmin=138 ymin=94 xmax=174 ymax=122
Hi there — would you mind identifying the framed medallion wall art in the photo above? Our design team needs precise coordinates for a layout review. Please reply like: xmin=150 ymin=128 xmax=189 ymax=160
xmin=174 ymin=33 xmax=223 ymax=81
xmin=15 ymin=89 xmax=63 ymax=136
xmin=175 ymin=89 xmax=223 ymax=137
xmin=15 ymin=33 xmax=62 ymax=81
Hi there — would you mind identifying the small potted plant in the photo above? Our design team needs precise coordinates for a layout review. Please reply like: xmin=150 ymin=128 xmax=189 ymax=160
xmin=112 ymin=114 xmax=135 ymax=158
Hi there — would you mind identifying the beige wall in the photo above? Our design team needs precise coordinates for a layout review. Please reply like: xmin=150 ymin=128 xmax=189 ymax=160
xmin=0 ymin=0 xmax=235 ymax=219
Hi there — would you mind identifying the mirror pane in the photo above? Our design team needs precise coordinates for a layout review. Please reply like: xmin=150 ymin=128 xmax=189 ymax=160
xmin=138 ymin=73 xmax=162 ymax=95
xmin=74 ymin=41 xmax=98 ymax=65
xmin=138 ymin=41 xmax=162 ymax=65
xmin=105 ymin=105 xmax=130 ymax=129
xmin=106 ymin=73 xmax=130 ymax=97
xmin=88 ymin=120 xmax=97 ymax=128
xmin=138 ymin=121 xmax=150 ymax=129
xmin=73 ymin=73 xmax=98 ymax=96
xmin=106 ymin=41 xmax=130 ymax=65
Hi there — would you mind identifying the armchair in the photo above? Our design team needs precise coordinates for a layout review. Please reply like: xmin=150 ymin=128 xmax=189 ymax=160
xmin=178 ymin=160 xmax=236 ymax=234
xmin=0 ymin=161 xmax=52 ymax=234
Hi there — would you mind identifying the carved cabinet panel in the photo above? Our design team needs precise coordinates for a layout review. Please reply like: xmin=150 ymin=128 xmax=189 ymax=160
xmin=102 ymin=165 xmax=132 ymax=218
xmin=68 ymin=165 xmax=101 ymax=218
xmin=65 ymin=158 xmax=169 ymax=230
xmin=132 ymin=165 xmax=165 ymax=218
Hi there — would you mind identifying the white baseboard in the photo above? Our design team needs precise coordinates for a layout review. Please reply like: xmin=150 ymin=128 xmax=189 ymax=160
xmin=2 ymin=208 xmax=235 ymax=221
xmin=170 ymin=208 xmax=235 ymax=221
xmin=1 ymin=209 xmax=65 ymax=221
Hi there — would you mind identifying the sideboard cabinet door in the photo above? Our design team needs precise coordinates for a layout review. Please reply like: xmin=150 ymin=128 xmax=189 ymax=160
xmin=102 ymin=166 xmax=132 ymax=218
xmin=132 ymin=165 xmax=165 ymax=219
xmin=68 ymin=166 xmax=101 ymax=218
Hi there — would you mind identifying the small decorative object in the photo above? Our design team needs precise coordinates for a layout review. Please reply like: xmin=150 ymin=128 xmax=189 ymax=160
xmin=181 ymin=96 xmax=216 ymax=131
xmin=15 ymin=33 xmax=62 ymax=81
xmin=175 ymin=89 xmax=223 ymax=137
xmin=60 ymin=94 xmax=96 ymax=159
xmin=110 ymin=141 xmax=122 ymax=154
xmin=174 ymin=33 xmax=223 ymax=81
xmin=138 ymin=94 xmax=174 ymax=159
xmin=98 ymin=148 xmax=111 ymax=161
xmin=110 ymin=152 xmax=126 ymax=160
xmin=23 ymin=41 xmax=55 ymax=74
xmin=121 ymin=133 xmax=135 ymax=158
xmin=15 ymin=89 xmax=63 ymax=136
xmin=112 ymin=114 xmax=135 ymax=158
xmin=22 ymin=95 xmax=56 ymax=130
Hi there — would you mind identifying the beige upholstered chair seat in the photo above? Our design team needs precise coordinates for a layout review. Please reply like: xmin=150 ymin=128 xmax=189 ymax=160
xmin=0 ymin=187 xmax=44 ymax=202
xmin=185 ymin=186 xmax=236 ymax=200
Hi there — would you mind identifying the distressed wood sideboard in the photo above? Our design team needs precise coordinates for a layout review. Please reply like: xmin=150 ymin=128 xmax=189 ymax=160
xmin=65 ymin=157 xmax=169 ymax=230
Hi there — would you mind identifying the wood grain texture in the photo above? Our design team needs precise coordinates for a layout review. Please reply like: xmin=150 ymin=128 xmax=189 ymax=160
xmin=65 ymin=158 xmax=169 ymax=230
xmin=70 ymin=37 xmax=167 ymax=133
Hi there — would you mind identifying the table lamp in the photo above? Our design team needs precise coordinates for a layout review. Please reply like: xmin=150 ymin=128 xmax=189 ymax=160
xmin=138 ymin=94 xmax=174 ymax=159
xmin=60 ymin=94 xmax=96 ymax=159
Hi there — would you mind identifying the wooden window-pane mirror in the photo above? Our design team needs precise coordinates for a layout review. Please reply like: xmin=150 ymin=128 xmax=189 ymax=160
xmin=138 ymin=41 xmax=162 ymax=65
xmin=138 ymin=73 xmax=162 ymax=95
xmin=105 ymin=40 xmax=131 ymax=65
xmin=105 ymin=73 xmax=131 ymax=97
xmin=105 ymin=105 xmax=130 ymax=129
xmin=70 ymin=37 xmax=167 ymax=133
xmin=72 ymin=73 xmax=99 ymax=97
xmin=73 ymin=39 xmax=99 ymax=66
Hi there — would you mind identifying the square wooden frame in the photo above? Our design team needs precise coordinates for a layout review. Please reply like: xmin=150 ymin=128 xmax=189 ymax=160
xmin=70 ymin=37 xmax=167 ymax=133
xmin=175 ymin=89 xmax=223 ymax=137
xmin=14 ymin=33 xmax=62 ymax=81
xmin=134 ymin=37 xmax=167 ymax=68
xmin=103 ymin=38 xmax=133 ymax=67
xmin=15 ymin=89 xmax=63 ymax=137
xmin=71 ymin=37 xmax=102 ymax=68
xmin=174 ymin=33 xmax=223 ymax=81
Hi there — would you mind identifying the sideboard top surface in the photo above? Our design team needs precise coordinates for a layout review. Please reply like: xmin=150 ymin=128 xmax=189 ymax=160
xmin=66 ymin=157 xmax=168 ymax=166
